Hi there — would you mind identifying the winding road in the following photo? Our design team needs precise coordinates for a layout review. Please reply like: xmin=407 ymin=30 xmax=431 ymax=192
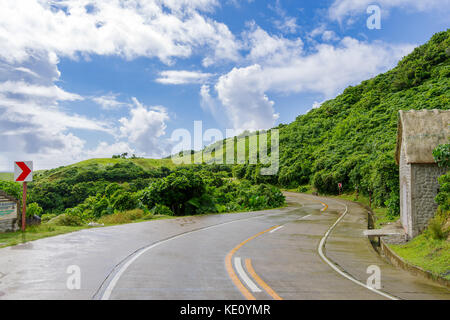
xmin=0 ymin=192 xmax=448 ymax=300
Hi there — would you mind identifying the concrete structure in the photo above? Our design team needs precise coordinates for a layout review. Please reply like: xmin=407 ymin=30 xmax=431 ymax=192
xmin=0 ymin=190 xmax=19 ymax=233
xmin=395 ymin=109 xmax=449 ymax=238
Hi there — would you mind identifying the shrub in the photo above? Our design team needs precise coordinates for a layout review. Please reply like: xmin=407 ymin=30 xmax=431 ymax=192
xmin=41 ymin=213 xmax=57 ymax=223
xmin=427 ymin=213 xmax=449 ymax=240
xmin=150 ymin=204 xmax=174 ymax=216
xmin=97 ymin=209 xmax=145 ymax=225
xmin=433 ymin=144 xmax=450 ymax=168
xmin=27 ymin=202 xmax=43 ymax=217
xmin=297 ymin=186 xmax=308 ymax=193
xmin=111 ymin=191 xmax=138 ymax=212
xmin=48 ymin=214 xmax=83 ymax=226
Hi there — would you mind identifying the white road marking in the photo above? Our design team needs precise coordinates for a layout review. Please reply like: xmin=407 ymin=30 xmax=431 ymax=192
xmin=269 ymin=226 xmax=283 ymax=233
xmin=300 ymin=214 xmax=312 ymax=219
xmin=317 ymin=201 xmax=399 ymax=300
xmin=234 ymin=257 xmax=261 ymax=293
xmin=99 ymin=214 xmax=266 ymax=300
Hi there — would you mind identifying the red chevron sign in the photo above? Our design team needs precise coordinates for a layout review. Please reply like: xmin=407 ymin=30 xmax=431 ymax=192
xmin=14 ymin=161 xmax=33 ymax=182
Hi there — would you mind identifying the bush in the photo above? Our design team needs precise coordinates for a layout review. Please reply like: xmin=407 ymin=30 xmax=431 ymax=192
xmin=97 ymin=209 xmax=144 ymax=225
xmin=385 ymin=191 xmax=400 ymax=219
xmin=433 ymin=144 xmax=450 ymax=168
xmin=297 ymin=186 xmax=308 ymax=193
xmin=27 ymin=202 xmax=43 ymax=217
xmin=426 ymin=213 xmax=449 ymax=240
xmin=111 ymin=191 xmax=138 ymax=212
xmin=41 ymin=213 xmax=57 ymax=223
xmin=150 ymin=204 xmax=174 ymax=216
xmin=48 ymin=214 xmax=83 ymax=226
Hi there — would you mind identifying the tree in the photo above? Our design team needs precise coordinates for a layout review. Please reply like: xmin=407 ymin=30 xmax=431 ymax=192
xmin=140 ymin=170 xmax=205 ymax=215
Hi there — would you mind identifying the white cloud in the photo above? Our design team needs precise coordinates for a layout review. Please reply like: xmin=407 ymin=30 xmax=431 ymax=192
xmin=214 ymin=65 xmax=279 ymax=132
xmin=119 ymin=98 xmax=170 ymax=156
xmin=243 ymin=23 xmax=303 ymax=65
xmin=156 ymin=70 xmax=214 ymax=85
xmin=92 ymin=93 xmax=128 ymax=110
xmin=204 ymin=37 xmax=415 ymax=131
xmin=0 ymin=81 xmax=83 ymax=101
xmin=0 ymin=0 xmax=240 ymax=65
xmin=329 ymin=0 xmax=450 ymax=22
xmin=269 ymin=0 xmax=299 ymax=34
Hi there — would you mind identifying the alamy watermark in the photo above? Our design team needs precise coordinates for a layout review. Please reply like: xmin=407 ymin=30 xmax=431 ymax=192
xmin=170 ymin=121 xmax=279 ymax=175
xmin=66 ymin=265 xmax=81 ymax=290
xmin=367 ymin=5 xmax=381 ymax=30
xmin=366 ymin=265 xmax=381 ymax=289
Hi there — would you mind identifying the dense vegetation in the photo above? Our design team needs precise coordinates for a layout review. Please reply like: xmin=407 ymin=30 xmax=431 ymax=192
xmin=0 ymin=160 xmax=285 ymax=225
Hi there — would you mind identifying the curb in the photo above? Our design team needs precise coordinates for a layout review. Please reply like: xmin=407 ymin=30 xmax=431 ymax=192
xmin=363 ymin=204 xmax=450 ymax=289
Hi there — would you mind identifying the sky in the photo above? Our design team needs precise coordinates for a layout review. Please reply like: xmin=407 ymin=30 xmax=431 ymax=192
xmin=0 ymin=0 xmax=449 ymax=171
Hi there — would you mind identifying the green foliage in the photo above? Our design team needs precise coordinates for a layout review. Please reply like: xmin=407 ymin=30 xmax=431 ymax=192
xmin=110 ymin=191 xmax=138 ymax=212
xmin=27 ymin=202 xmax=43 ymax=218
xmin=0 ymin=181 xmax=22 ymax=201
xmin=47 ymin=214 xmax=83 ymax=226
xmin=97 ymin=209 xmax=144 ymax=225
xmin=150 ymin=204 xmax=174 ymax=216
xmin=141 ymin=170 xmax=205 ymax=215
xmin=426 ymin=210 xmax=449 ymax=240
xmin=435 ymin=172 xmax=450 ymax=212
xmin=433 ymin=144 xmax=450 ymax=168
xmin=270 ymin=29 xmax=449 ymax=214
xmin=41 ymin=213 xmax=57 ymax=223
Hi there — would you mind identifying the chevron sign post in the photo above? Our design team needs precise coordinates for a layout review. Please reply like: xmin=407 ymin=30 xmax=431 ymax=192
xmin=14 ymin=161 xmax=33 ymax=231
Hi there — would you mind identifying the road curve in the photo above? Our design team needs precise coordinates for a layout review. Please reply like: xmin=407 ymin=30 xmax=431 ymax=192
xmin=0 ymin=192 xmax=448 ymax=300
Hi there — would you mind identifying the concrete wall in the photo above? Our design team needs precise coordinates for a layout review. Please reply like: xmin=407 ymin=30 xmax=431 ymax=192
xmin=410 ymin=163 xmax=446 ymax=237
xmin=0 ymin=218 xmax=18 ymax=233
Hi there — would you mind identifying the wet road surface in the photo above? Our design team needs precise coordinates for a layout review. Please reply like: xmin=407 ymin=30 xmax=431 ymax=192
xmin=0 ymin=192 xmax=448 ymax=300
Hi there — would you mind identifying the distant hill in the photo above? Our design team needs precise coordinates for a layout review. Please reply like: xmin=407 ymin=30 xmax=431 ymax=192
xmin=0 ymin=173 xmax=13 ymax=181
xmin=38 ymin=158 xmax=178 ymax=182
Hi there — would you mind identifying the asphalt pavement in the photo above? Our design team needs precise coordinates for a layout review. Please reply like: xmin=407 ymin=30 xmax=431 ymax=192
xmin=0 ymin=192 xmax=448 ymax=300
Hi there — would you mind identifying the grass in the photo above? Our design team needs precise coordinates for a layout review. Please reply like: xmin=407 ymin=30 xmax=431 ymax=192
xmin=96 ymin=209 xmax=173 ymax=225
xmin=390 ymin=234 xmax=450 ymax=280
xmin=0 ymin=172 xmax=13 ymax=181
xmin=0 ymin=225 xmax=88 ymax=248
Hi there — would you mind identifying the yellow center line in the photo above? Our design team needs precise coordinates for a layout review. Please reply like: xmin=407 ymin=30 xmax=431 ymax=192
xmin=225 ymin=225 xmax=280 ymax=300
xmin=245 ymin=258 xmax=283 ymax=300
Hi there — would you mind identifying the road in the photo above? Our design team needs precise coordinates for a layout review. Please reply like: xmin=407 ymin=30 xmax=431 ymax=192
xmin=0 ymin=192 xmax=448 ymax=300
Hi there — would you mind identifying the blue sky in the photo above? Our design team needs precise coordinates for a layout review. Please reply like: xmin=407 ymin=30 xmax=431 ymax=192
xmin=0 ymin=0 xmax=449 ymax=170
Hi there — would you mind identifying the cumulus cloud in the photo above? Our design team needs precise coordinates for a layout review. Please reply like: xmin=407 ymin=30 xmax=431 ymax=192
xmin=156 ymin=70 xmax=214 ymax=85
xmin=214 ymin=65 xmax=279 ymax=132
xmin=203 ymin=36 xmax=415 ymax=131
xmin=243 ymin=23 xmax=303 ymax=65
xmin=0 ymin=0 xmax=239 ymax=65
xmin=119 ymin=98 xmax=170 ymax=156
xmin=329 ymin=0 xmax=450 ymax=22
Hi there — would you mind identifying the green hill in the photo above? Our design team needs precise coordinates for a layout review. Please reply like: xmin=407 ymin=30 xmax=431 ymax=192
xmin=194 ymin=30 xmax=450 ymax=216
